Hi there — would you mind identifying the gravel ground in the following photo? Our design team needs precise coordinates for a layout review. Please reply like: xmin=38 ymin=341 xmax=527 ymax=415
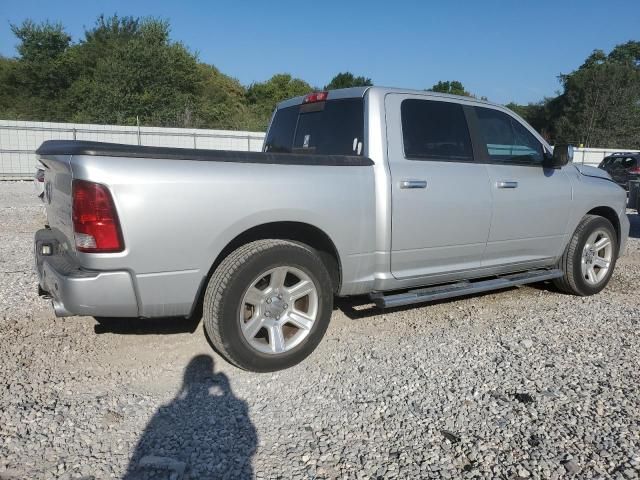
xmin=1 ymin=180 xmax=639 ymax=480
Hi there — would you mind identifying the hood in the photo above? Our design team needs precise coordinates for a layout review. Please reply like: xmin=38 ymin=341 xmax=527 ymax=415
xmin=573 ymin=164 xmax=614 ymax=181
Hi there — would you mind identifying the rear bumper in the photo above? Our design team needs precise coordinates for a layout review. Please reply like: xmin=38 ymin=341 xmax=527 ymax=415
xmin=35 ymin=228 xmax=139 ymax=317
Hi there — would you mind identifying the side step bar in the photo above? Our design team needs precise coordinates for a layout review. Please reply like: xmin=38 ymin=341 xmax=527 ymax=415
xmin=370 ymin=269 xmax=563 ymax=309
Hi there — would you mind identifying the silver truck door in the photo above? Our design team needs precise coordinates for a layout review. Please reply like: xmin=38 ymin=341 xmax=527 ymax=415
xmin=385 ymin=94 xmax=492 ymax=279
xmin=469 ymin=105 xmax=571 ymax=267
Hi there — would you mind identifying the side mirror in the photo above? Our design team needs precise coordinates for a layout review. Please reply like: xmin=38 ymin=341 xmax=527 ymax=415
xmin=545 ymin=144 xmax=574 ymax=168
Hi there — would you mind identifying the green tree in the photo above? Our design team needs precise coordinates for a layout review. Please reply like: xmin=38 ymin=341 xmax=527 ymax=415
xmin=553 ymin=41 xmax=640 ymax=147
xmin=604 ymin=40 xmax=640 ymax=66
xmin=71 ymin=15 xmax=140 ymax=78
xmin=429 ymin=80 xmax=471 ymax=96
xmin=505 ymin=102 xmax=530 ymax=119
xmin=67 ymin=16 xmax=202 ymax=126
xmin=505 ymin=98 xmax=561 ymax=141
xmin=324 ymin=72 xmax=372 ymax=90
xmin=504 ymin=41 xmax=640 ymax=146
xmin=0 ymin=57 xmax=19 ymax=118
xmin=245 ymin=74 xmax=312 ymax=130
xmin=3 ymin=20 xmax=74 ymax=120
xmin=194 ymin=63 xmax=250 ymax=130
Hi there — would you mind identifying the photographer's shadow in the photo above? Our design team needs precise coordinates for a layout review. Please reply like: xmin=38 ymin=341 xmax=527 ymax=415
xmin=124 ymin=355 xmax=257 ymax=479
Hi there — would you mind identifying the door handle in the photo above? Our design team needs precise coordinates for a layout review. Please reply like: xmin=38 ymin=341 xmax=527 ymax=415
xmin=400 ymin=179 xmax=427 ymax=189
xmin=497 ymin=180 xmax=518 ymax=189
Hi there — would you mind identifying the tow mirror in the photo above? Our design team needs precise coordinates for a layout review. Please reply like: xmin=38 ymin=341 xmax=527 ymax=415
xmin=545 ymin=144 xmax=574 ymax=168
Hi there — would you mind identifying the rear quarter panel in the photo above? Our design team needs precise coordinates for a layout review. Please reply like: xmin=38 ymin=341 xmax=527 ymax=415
xmin=70 ymin=155 xmax=376 ymax=316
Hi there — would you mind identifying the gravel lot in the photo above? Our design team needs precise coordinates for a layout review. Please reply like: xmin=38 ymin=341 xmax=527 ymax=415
xmin=1 ymin=180 xmax=639 ymax=480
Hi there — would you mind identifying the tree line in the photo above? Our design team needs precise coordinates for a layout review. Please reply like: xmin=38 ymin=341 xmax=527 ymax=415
xmin=0 ymin=15 xmax=372 ymax=132
xmin=0 ymin=15 xmax=638 ymax=147
xmin=506 ymin=41 xmax=640 ymax=148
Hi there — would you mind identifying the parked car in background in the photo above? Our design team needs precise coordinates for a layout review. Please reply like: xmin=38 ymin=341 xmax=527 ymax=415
xmin=598 ymin=152 xmax=640 ymax=190
xmin=34 ymin=86 xmax=629 ymax=372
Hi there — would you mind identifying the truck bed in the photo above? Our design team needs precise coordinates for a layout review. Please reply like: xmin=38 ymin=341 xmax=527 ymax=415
xmin=35 ymin=139 xmax=378 ymax=318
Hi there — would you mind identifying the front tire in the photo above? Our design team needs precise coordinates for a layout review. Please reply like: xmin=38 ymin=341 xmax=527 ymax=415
xmin=554 ymin=215 xmax=618 ymax=296
xmin=203 ymin=240 xmax=333 ymax=372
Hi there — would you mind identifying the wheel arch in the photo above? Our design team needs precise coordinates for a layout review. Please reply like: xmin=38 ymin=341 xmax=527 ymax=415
xmin=586 ymin=206 xmax=621 ymax=248
xmin=196 ymin=222 xmax=342 ymax=312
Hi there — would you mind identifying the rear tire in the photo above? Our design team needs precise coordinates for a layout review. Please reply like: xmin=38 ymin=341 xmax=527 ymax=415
xmin=202 ymin=240 xmax=333 ymax=372
xmin=553 ymin=215 xmax=618 ymax=296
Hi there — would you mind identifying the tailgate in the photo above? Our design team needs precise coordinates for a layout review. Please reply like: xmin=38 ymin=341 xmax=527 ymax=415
xmin=38 ymin=154 xmax=75 ymax=253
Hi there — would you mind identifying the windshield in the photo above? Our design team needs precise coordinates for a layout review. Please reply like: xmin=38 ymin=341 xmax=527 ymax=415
xmin=264 ymin=98 xmax=364 ymax=156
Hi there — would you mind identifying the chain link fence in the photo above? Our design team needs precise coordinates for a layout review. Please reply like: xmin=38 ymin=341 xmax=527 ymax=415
xmin=0 ymin=120 xmax=266 ymax=179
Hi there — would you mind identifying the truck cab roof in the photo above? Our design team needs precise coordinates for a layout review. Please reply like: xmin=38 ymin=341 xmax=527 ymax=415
xmin=277 ymin=85 xmax=498 ymax=110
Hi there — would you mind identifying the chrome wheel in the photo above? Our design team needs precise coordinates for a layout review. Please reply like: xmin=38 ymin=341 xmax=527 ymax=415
xmin=581 ymin=229 xmax=613 ymax=285
xmin=239 ymin=266 xmax=318 ymax=355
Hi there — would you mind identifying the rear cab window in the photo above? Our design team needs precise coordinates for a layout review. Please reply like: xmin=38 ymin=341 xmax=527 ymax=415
xmin=264 ymin=98 xmax=364 ymax=156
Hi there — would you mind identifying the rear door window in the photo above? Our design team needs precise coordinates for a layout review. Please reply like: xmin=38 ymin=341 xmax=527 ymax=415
xmin=400 ymin=99 xmax=473 ymax=161
xmin=264 ymin=99 xmax=364 ymax=156
xmin=474 ymin=107 xmax=543 ymax=164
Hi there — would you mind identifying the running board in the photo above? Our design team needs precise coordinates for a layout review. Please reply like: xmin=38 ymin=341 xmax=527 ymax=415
xmin=370 ymin=269 xmax=563 ymax=309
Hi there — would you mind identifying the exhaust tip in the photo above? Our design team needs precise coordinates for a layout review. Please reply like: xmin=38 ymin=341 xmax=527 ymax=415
xmin=52 ymin=300 xmax=72 ymax=317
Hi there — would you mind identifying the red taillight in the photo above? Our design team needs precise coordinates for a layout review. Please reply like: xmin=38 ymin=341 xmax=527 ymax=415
xmin=629 ymin=167 xmax=640 ymax=174
xmin=72 ymin=180 xmax=124 ymax=253
xmin=303 ymin=91 xmax=328 ymax=103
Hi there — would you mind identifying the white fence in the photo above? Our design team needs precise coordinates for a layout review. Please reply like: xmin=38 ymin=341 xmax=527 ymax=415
xmin=0 ymin=120 xmax=266 ymax=179
xmin=572 ymin=147 xmax=639 ymax=166
xmin=1 ymin=119 xmax=638 ymax=179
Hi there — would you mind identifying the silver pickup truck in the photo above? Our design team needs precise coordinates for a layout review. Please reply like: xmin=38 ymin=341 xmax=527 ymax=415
xmin=34 ymin=86 xmax=629 ymax=371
